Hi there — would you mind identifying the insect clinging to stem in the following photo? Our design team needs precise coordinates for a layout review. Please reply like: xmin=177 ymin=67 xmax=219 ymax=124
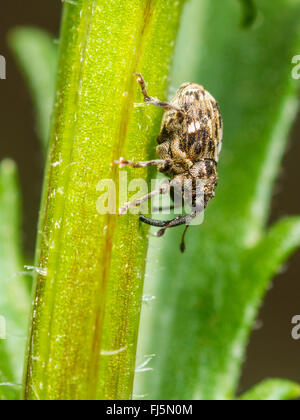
xmin=114 ymin=73 xmax=223 ymax=252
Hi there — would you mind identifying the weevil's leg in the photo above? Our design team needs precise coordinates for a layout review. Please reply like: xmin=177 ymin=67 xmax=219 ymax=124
xmin=114 ymin=157 xmax=171 ymax=169
xmin=119 ymin=181 xmax=170 ymax=216
xmin=139 ymin=213 xmax=186 ymax=228
xmin=156 ymin=215 xmax=187 ymax=234
xmin=156 ymin=210 xmax=200 ymax=237
xmin=140 ymin=209 xmax=200 ymax=235
xmin=136 ymin=73 xmax=183 ymax=113
xmin=139 ymin=215 xmax=169 ymax=227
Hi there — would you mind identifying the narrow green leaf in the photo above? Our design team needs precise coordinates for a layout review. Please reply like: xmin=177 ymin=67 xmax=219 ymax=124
xmin=0 ymin=160 xmax=30 ymax=400
xmin=239 ymin=379 xmax=300 ymax=400
xmin=243 ymin=217 xmax=300 ymax=294
xmin=8 ymin=27 xmax=58 ymax=150
xmin=136 ymin=0 xmax=300 ymax=400
xmin=24 ymin=0 xmax=185 ymax=400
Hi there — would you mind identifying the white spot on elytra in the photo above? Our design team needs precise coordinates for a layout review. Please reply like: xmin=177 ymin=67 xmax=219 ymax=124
xmin=188 ymin=121 xmax=201 ymax=133
xmin=195 ymin=121 xmax=201 ymax=130
xmin=188 ymin=122 xmax=196 ymax=133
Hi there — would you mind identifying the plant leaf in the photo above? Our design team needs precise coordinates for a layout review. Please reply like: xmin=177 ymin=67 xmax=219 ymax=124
xmin=0 ymin=160 xmax=30 ymax=400
xmin=239 ymin=379 xmax=300 ymax=400
xmin=135 ymin=0 xmax=300 ymax=400
xmin=8 ymin=27 xmax=58 ymax=150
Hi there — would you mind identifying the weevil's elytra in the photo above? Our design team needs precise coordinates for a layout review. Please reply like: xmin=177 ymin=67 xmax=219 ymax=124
xmin=114 ymin=74 xmax=223 ymax=252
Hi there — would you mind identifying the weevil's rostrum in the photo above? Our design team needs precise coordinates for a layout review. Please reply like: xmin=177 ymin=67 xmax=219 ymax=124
xmin=115 ymin=74 xmax=223 ymax=251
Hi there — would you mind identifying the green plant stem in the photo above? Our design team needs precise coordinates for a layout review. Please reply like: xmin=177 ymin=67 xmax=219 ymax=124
xmin=24 ymin=0 xmax=184 ymax=400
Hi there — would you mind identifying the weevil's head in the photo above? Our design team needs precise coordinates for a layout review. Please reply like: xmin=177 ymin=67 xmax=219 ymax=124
xmin=171 ymin=82 xmax=206 ymax=110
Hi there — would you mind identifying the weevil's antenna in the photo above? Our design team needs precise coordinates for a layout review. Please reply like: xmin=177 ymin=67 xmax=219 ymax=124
xmin=180 ymin=225 xmax=190 ymax=253
xmin=136 ymin=73 xmax=185 ymax=115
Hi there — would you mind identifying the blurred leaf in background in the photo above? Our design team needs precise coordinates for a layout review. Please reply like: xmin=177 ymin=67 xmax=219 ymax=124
xmin=0 ymin=26 xmax=59 ymax=401
xmin=8 ymin=27 xmax=58 ymax=151
xmin=136 ymin=0 xmax=300 ymax=400
xmin=0 ymin=160 xmax=30 ymax=400
xmin=3 ymin=0 xmax=300 ymax=401
xmin=239 ymin=378 xmax=300 ymax=401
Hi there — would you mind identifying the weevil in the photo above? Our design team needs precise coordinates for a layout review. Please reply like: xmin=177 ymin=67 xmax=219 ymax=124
xmin=114 ymin=74 xmax=223 ymax=252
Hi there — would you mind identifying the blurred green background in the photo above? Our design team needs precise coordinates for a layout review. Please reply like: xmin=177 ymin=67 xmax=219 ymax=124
xmin=1 ymin=0 xmax=300 ymax=395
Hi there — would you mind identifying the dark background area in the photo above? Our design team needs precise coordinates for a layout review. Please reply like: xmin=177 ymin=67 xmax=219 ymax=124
xmin=1 ymin=0 xmax=300 ymax=396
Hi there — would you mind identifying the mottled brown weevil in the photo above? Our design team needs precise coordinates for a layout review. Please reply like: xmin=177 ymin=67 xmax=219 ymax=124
xmin=114 ymin=74 xmax=223 ymax=252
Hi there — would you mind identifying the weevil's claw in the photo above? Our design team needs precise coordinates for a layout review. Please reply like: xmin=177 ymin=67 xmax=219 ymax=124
xmin=113 ymin=157 xmax=127 ymax=168
xmin=116 ymin=159 xmax=125 ymax=168
xmin=119 ymin=207 xmax=127 ymax=216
